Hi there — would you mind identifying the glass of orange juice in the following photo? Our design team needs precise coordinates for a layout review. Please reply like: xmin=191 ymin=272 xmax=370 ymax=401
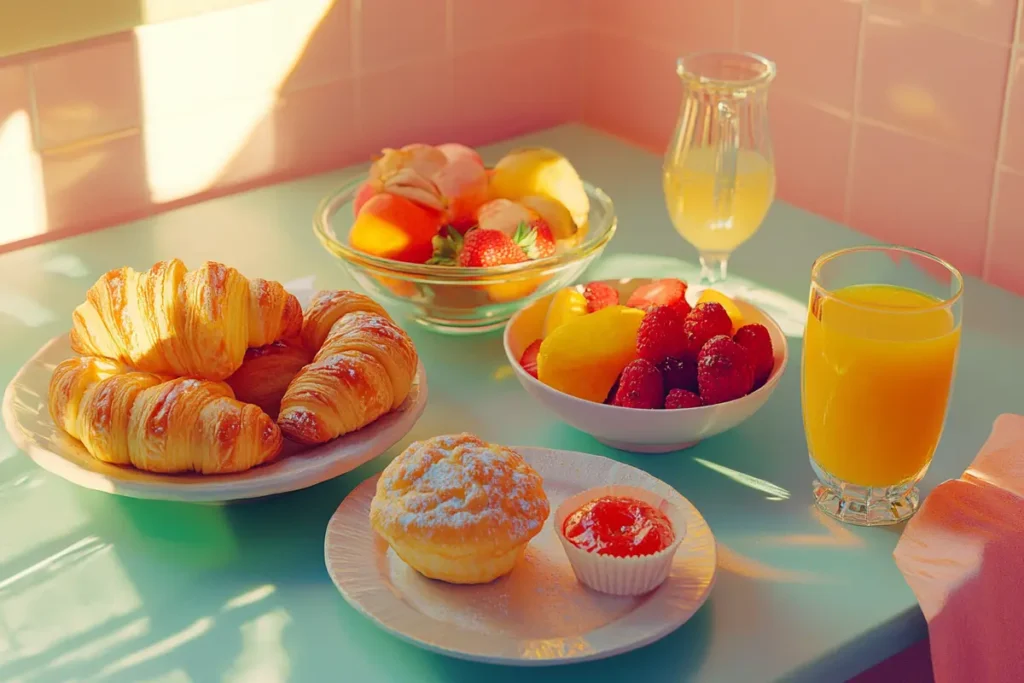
xmin=802 ymin=246 xmax=963 ymax=526
xmin=664 ymin=52 xmax=776 ymax=285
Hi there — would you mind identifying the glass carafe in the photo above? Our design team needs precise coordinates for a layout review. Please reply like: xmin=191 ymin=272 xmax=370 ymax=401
xmin=663 ymin=52 xmax=776 ymax=285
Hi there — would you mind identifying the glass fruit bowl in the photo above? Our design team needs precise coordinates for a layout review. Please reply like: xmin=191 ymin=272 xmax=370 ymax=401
xmin=313 ymin=175 xmax=617 ymax=334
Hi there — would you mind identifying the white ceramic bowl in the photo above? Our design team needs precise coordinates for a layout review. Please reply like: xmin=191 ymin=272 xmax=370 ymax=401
xmin=503 ymin=278 xmax=789 ymax=453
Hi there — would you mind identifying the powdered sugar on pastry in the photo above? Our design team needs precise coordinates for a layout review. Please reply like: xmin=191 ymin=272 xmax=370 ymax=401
xmin=370 ymin=433 xmax=550 ymax=584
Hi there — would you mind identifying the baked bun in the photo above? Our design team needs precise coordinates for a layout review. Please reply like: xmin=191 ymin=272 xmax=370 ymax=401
xmin=369 ymin=433 xmax=549 ymax=584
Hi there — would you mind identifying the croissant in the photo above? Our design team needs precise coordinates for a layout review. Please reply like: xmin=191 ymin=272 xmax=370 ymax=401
xmin=49 ymin=356 xmax=282 ymax=474
xmin=70 ymin=258 xmax=302 ymax=381
xmin=277 ymin=290 xmax=418 ymax=445
xmin=225 ymin=340 xmax=314 ymax=419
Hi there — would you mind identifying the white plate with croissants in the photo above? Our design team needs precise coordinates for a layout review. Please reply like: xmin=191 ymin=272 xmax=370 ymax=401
xmin=325 ymin=434 xmax=717 ymax=665
xmin=2 ymin=259 xmax=427 ymax=503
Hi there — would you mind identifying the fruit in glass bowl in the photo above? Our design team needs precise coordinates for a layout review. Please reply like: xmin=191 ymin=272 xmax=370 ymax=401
xmin=503 ymin=278 xmax=789 ymax=453
xmin=314 ymin=144 xmax=617 ymax=335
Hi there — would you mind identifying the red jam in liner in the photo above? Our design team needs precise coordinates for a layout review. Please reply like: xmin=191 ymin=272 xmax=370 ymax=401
xmin=562 ymin=495 xmax=675 ymax=557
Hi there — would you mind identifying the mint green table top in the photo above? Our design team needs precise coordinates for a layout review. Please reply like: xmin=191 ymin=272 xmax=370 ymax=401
xmin=1 ymin=124 xmax=1021 ymax=683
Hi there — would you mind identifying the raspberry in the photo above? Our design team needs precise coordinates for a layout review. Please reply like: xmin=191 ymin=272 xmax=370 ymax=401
xmin=657 ymin=356 xmax=699 ymax=393
xmin=636 ymin=306 xmax=687 ymax=363
xmin=582 ymin=282 xmax=619 ymax=313
xmin=612 ymin=359 xmax=664 ymax=409
xmin=626 ymin=278 xmax=691 ymax=319
xmin=733 ymin=324 xmax=774 ymax=386
xmin=664 ymin=389 xmax=704 ymax=409
xmin=519 ymin=339 xmax=542 ymax=378
xmin=697 ymin=335 xmax=755 ymax=405
xmin=684 ymin=302 xmax=733 ymax=357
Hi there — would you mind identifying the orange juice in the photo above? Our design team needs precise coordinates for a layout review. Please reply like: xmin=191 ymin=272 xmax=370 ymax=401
xmin=663 ymin=147 xmax=775 ymax=253
xmin=802 ymin=284 xmax=960 ymax=487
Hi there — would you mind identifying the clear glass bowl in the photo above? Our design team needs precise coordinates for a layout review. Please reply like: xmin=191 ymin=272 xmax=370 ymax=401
xmin=313 ymin=176 xmax=617 ymax=334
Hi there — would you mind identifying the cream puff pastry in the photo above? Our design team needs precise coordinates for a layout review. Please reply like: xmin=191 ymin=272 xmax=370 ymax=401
xmin=369 ymin=433 xmax=549 ymax=584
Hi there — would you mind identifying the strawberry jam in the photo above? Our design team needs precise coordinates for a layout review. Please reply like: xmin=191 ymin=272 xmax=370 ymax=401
xmin=562 ymin=496 xmax=674 ymax=557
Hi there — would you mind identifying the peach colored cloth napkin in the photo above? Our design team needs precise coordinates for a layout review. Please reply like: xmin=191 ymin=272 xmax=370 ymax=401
xmin=894 ymin=413 xmax=1024 ymax=683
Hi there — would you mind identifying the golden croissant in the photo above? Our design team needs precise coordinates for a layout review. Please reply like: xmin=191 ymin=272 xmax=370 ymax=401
xmin=70 ymin=258 xmax=302 ymax=381
xmin=49 ymin=356 xmax=282 ymax=474
xmin=278 ymin=290 xmax=418 ymax=445
xmin=225 ymin=340 xmax=313 ymax=419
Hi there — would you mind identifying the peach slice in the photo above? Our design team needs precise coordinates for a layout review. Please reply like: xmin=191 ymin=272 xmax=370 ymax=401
xmin=537 ymin=305 xmax=645 ymax=403
xmin=353 ymin=181 xmax=376 ymax=216
xmin=438 ymin=143 xmax=484 ymax=167
xmin=377 ymin=167 xmax=447 ymax=213
xmin=476 ymin=198 xmax=534 ymax=237
xmin=350 ymin=193 xmax=444 ymax=263
xmin=543 ymin=287 xmax=589 ymax=337
xmin=518 ymin=195 xmax=577 ymax=241
xmin=433 ymin=155 xmax=489 ymax=228
xmin=370 ymin=144 xmax=448 ymax=183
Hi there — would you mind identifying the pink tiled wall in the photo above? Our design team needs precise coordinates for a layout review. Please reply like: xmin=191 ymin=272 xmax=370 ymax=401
xmin=0 ymin=0 xmax=583 ymax=252
xmin=0 ymin=0 xmax=1021 ymax=299
xmin=584 ymin=0 xmax=1024 ymax=296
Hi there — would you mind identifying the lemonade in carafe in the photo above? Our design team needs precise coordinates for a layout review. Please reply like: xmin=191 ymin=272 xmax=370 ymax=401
xmin=664 ymin=52 xmax=776 ymax=284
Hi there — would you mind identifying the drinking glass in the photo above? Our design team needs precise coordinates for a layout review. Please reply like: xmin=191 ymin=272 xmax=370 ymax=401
xmin=663 ymin=51 xmax=776 ymax=285
xmin=802 ymin=246 xmax=963 ymax=526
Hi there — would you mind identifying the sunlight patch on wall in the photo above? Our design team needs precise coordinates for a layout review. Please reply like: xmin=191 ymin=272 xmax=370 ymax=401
xmin=0 ymin=111 xmax=48 ymax=243
xmin=136 ymin=0 xmax=334 ymax=203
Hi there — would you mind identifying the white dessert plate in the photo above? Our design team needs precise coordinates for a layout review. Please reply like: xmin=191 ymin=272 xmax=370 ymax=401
xmin=2 ymin=334 xmax=428 ymax=503
xmin=324 ymin=446 xmax=717 ymax=666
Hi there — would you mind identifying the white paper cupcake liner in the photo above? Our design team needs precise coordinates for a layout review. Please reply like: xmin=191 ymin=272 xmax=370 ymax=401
xmin=554 ymin=485 xmax=687 ymax=596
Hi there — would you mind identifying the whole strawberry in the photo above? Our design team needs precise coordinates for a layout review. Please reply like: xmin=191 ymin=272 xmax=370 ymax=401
xmin=612 ymin=359 xmax=664 ymax=409
xmin=665 ymin=388 xmax=704 ymax=409
xmin=636 ymin=305 xmax=688 ymax=363
xmin=458 ymin=228 xmax=527 ymax=267
xmin=583 ymin=282 xmax=619 ymax=313
xmin=697 ymin=335 xmax=755 ymax=405
xmin=516 ymin=220 xmax=556 ymax=259
xmin=657 ymin=356 xmax=698 ymax=393
xmin=519 ymin=339 xmax=542 ymax=378
xmin=627 ymin=278 xmax=691 ymax=319
xmin=684 ymin=301 xmax=733 ymax=357
xmin=733 ymin=323 xmax=774 ymax=386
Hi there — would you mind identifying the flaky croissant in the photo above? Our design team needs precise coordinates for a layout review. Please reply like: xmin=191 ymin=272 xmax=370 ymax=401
xmin=225 ymin=340 xmax=313 ymax=419
xmin=49 ymin=356 xmax=282 ymax=474
xmin=70 ymin=258 xmax=302 ymax=381
xmin=278 ymin=290 xmax=418 ymax=445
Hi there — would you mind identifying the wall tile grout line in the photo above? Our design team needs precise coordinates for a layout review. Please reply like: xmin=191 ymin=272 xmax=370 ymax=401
xmin=445 ymin=0 xmax=456 ymax=134
xmin=980 ymin=0 xmax=1022 ymax=281
xmin=841 ymin=0 xmax=869 ymax=224
xmin=732 ymin=0 xmax=740 ymax=51
xmin=24 ymin=63 xmax=42 ymax=153
xmin=349 ymin=0 xmax=364 ymax=148
xmin=872 ymin=3 xmax=1018 ymax=47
